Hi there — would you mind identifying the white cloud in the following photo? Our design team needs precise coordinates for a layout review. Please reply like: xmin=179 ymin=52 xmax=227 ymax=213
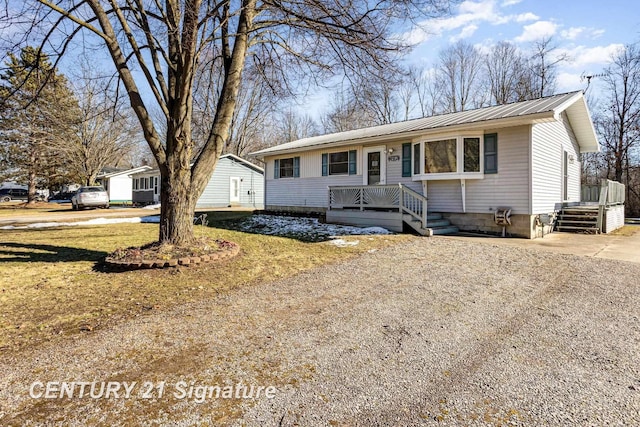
xmin=514 ymin=21 xmax=558 ymax=42
xmin=450 ymin=24 xmax=479 ymax=42
xmin=515 ymin=12 xmax=539 ymax=23
xmin=502 ymin=0 xmax=522 ymax=5
xmin=561 ymin=26 xmax=606 ymax=41
xmin=401 ymin=0 xmax=541 ymax=45
xmin=561 ymin=27 xmax=585 ymax=40
xmin=556 ymin=72 xmax=583 ymax=92
xmin=561 ymin=43 xmax=624 ymax=69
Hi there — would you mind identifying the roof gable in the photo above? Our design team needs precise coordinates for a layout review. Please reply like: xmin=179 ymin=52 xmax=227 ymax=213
xmin=251 ymin=91 xmax=599 ymax=156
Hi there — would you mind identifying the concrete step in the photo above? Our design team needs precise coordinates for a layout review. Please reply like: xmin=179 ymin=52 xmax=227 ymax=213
xmin=427 ymin=213 xmax=442 ymax=221
xmin=425 ymin=219 xmax=450 ymax=228
xmin=430 ymin=226 xmax=459 ymax=235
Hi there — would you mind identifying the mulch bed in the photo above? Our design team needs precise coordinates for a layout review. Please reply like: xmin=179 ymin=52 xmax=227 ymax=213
xmin=104 ymin=238 xmax=240 ymax=271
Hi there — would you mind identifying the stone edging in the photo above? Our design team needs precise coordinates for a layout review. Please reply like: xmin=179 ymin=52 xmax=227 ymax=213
xmin=104 ymin=243 xmax=240 ymax=271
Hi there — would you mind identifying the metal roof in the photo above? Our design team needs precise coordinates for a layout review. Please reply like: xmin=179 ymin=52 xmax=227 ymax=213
xmin=128 ymin=154 xmax=263 ymax=176
xmin=251 ymin=91 xmax=599 ymax=156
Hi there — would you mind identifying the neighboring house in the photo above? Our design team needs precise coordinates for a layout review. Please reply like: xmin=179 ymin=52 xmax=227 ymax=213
xmin=251 ymin=91 xmax=625 ymax=238
xmin=130 ymin=154 xmax=264 ymax=209
xmin=96 ymin=166 xmax=153 ymax=204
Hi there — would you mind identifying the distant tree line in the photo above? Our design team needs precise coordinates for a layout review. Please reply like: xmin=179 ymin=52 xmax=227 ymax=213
xmin=225 ymin=37 xmax=640 ymax=217
xmin=0 ymin=47 xmax=143 ymax=203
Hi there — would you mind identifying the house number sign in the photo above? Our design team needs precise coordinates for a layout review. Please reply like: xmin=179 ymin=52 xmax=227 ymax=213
xmin=388 ymin=155 xmax=400 ymax=162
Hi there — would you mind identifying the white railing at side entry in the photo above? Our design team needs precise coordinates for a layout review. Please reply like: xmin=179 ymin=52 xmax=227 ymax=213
xmin=596 ymin=179 xmax=625 ymax=231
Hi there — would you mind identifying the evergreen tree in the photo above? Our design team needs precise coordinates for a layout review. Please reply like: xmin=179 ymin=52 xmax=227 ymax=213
xmin=0 ymin=47 xmax=80 ymax=202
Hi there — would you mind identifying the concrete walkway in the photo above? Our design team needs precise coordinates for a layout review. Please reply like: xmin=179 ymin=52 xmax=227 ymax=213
xmin=447 ymin=226 xmax=640 ymax=264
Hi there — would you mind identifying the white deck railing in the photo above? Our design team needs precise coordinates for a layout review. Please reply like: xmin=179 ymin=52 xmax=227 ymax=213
xmin=328 ymin=184 xmax=428 ymax=228
xmin=596 ymin=179 xmax=626 ymax=231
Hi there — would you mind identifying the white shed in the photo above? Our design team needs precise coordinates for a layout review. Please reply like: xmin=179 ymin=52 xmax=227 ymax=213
xmin=97 ymin=166 xmax=152 ymax=204
xmin=131 ymin=154 xmax=264 ymax=209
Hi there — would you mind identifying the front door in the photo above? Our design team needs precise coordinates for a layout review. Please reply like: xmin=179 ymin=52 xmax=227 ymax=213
xmin=363 ymin=146 xmax=386 ymax=185
xmin=230 ymin=177 xmax=241 ymax=204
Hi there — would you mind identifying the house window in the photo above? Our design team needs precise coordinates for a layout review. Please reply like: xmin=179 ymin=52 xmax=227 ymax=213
xmin=133 ymin=179 xmax=138 ymax=190
xmin=322 ymin=150 xmax=357 ymax=176
xmin=484 ymin=133 xmax=498 ymax=174
xmin=424 ymin=138 xmax=457 ymax=174
xmin=329 ymin=151 xmax=349 ymax=175
xmin=402 ymin=143 xmax=412 ymax=177
xmin=463 ymin=137 xmax=480 ymax=172
xmin=413 ymin=143 xmax=420 ymax=175
xmin=274 ymin=157 xmax=300 ymax=179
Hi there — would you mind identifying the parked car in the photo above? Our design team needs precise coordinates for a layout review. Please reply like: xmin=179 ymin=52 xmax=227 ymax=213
xmin=71 ymin=186 xmax=109 ymax=210
xmin=0 ymin=188 xmax=45 ymax=202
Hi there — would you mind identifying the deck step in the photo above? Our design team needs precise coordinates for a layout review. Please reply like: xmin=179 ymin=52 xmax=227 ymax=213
xmin=559 ymin=213 xmax=598 ymax=219
xmin=556 ymin=225 xmax=599 ymax=232
xmin=557 ymin=219 xmax=598 ymax=225
xmin=556 ymin=205 xmax=601 ymax=234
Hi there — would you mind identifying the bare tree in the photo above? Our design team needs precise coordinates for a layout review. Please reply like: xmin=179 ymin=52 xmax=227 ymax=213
xmin=3 ymin=0 xmax=455 ymax=245
xmin=596 ymin=43 xmax=640 ymax=183
xmin=276 ymin=108 xmax=319 ymax=145
xmin=437 ymin=41 xmax=487 ymax=113
xmin=523 ymin=36 xmax=570 ymax=99
xmin=485 ymin=41 xmax=528 ymax=104
xmin=63 ymin=69 xmax=140 ymax=185
xmin=409 ymin=66 xmax=445 ymax=117
xmin=321 ymin=87 xmax=379 ymax=133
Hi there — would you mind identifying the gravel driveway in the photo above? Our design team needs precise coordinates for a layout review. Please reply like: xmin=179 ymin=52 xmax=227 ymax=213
xmin=1 ymin=237 xmax=639 ymax=426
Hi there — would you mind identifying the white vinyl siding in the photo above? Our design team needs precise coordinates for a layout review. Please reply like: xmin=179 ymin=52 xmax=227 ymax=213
xmin=266 ymin=146 xmax=362 ymax=179
xmin=197 ymin=156 xmax=264 ymax=208
xmin=425 ymin=126 xmax=531 ymax=214
xmin=531 ymin=114 xmax=581 ymax=213
xmin=265 ymin=143 xmax=423 ymax=209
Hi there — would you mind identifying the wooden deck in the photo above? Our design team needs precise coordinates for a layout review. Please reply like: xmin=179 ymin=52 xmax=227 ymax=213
xmin=327 ymin=184 xmax=458 ymax=235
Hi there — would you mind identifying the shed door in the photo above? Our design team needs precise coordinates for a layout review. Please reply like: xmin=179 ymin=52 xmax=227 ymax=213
xmin=230 ymin=177 xmax=241 ymax=203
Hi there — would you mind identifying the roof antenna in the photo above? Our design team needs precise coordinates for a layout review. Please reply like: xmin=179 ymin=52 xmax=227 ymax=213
xmin=580 ymin=72 xmax=607 ymax=93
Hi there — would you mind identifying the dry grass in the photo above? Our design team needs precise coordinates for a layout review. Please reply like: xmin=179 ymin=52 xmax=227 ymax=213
xmin=611 ymin=225 xmax=639 ymax=237
xmin=0 ymin=201 xmax=70 ymax=216
xmin=0 ymin=222 xmax=411 ymax=352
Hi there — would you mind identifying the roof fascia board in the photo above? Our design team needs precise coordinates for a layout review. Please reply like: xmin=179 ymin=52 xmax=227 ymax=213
xmin=253 ymin=112 xmax=556 ymax=158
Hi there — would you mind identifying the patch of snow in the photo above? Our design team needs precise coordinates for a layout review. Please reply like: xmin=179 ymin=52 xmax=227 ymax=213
xmin=329 ymin=239 xmax=360 ymax=247
xmin=0 ymin=215 xmax=161 ymax=230
xmin=220 ymin=214 xmax=392 ymax=242
xmin=143 ymin=203 xmax=161 ymax=209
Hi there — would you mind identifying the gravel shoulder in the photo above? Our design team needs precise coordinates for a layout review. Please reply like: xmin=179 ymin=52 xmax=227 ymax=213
xmin=1 ymin=237 xmax=639 ymax=426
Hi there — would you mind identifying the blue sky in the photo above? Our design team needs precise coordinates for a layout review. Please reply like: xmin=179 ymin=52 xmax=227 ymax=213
xmin=299 ymin=0 xmax=639 ymax=117
xmin=405 ymin=0 xmax=639 ymax=92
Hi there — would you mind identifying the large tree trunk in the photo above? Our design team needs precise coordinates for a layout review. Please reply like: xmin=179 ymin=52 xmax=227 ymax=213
xmin=159 ymin=163 xmax=197 ymax=246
